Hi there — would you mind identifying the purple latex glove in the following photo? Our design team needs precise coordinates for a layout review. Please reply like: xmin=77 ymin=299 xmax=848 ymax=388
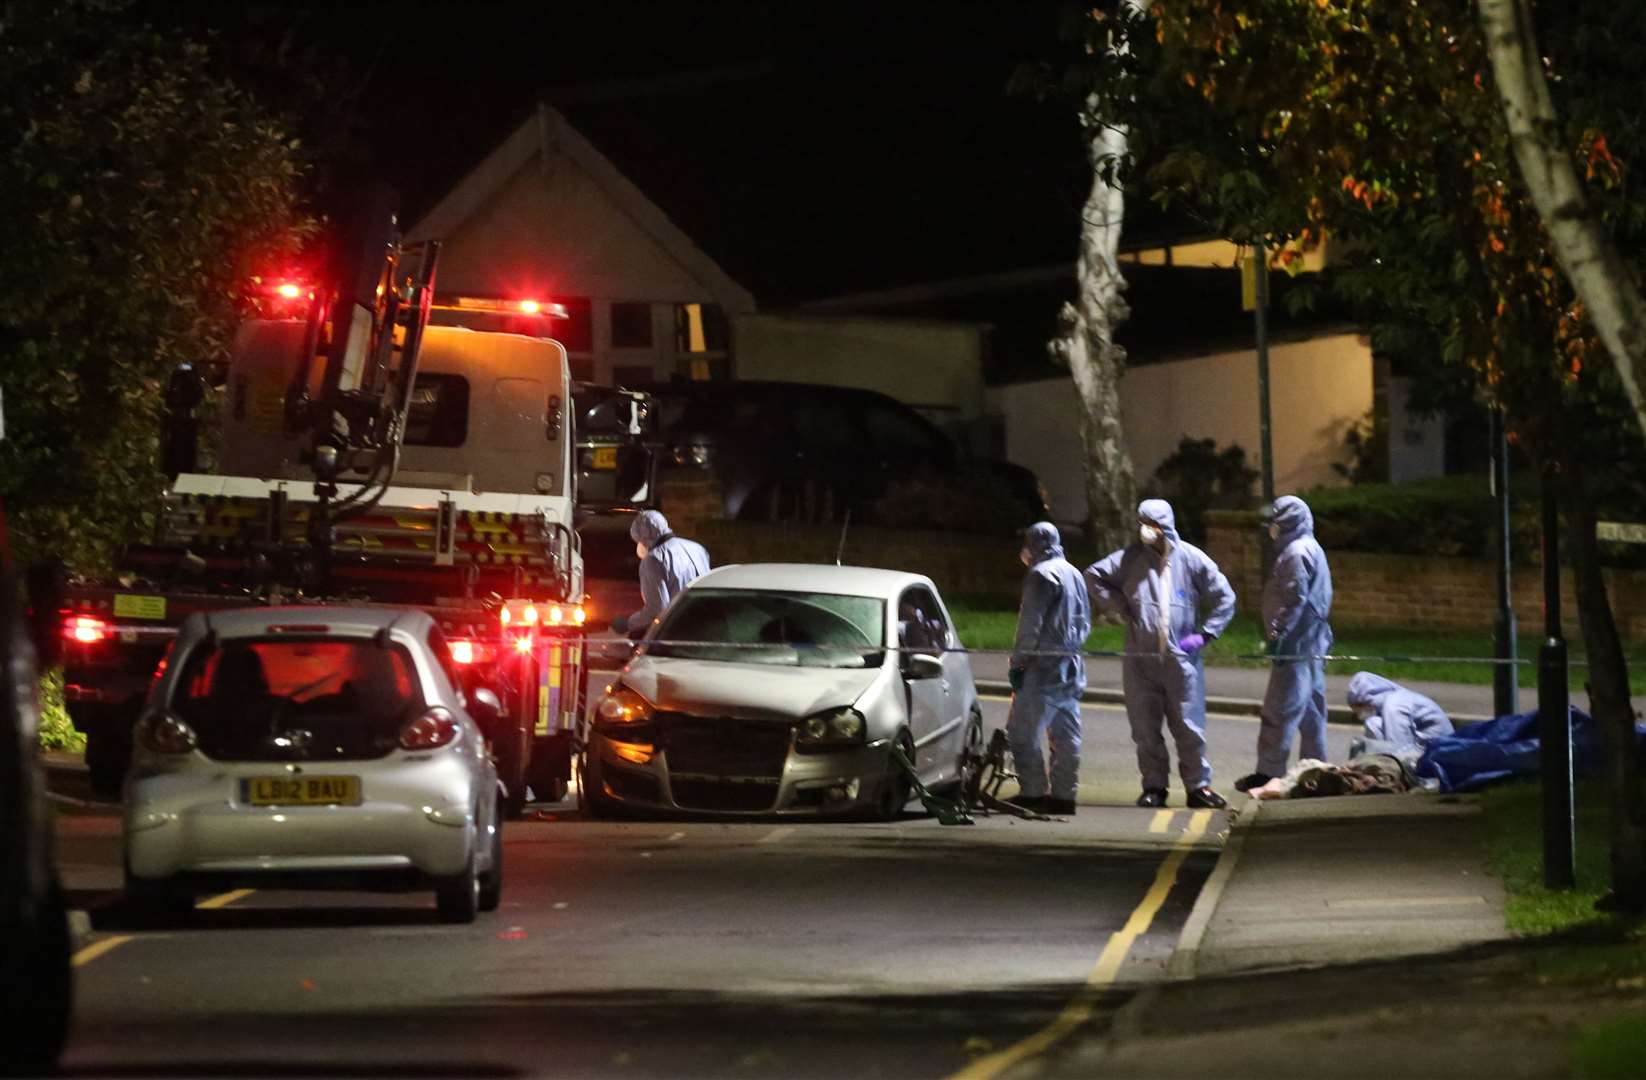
xmin=1177 ymin=632 xmax=1206 ymax=654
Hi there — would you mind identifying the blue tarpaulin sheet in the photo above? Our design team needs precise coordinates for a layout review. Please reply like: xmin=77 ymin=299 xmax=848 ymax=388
xmin=1416 ymin=707 xmax=1646 ymax=793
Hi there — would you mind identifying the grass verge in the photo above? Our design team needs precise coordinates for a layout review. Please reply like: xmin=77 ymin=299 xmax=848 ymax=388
xmin=1479 ymin=781 xmax=1646 ymax=1078
xmin=946 ymin=605 xmax=1646 ymax=694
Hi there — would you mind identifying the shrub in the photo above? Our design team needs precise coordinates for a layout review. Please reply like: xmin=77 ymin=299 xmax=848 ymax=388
xmin=1148 ymin=437 xmax=1260 ymax=545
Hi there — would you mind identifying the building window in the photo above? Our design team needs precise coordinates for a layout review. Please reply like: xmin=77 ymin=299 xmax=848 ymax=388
xmin=675 ymin=302 xmax=729 ymax=380
xmin=403 ymin=374 xmax=469 ymax=448
xmin=558 ymin=297 xmax=593 ymax=354
xmin=611 ymin=302 xmax=653 ymax=349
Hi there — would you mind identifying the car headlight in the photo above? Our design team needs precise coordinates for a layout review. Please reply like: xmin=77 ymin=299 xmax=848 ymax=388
xmin=796 ymin=707 xmax=866 ymax=751
xmin=595 ymin=685 xmax=653 ymax=726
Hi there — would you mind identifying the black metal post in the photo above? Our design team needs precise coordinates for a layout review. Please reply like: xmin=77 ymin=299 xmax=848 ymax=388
xmin=1538 ymin=463 xmax=1574 ymax=889
xmin=1491 ymin=407 xmax=1518 ymax=717
xmin=1254 ymin=242 xmax=1275 ymax=579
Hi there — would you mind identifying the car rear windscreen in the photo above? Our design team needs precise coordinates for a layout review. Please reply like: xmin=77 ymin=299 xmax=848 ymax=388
xmin=171 ymin=638 xmax=423 ymax=761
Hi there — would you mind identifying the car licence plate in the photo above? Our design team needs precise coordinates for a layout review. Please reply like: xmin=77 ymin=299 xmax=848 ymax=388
xmin=591 ymin=446 xmax=618 ymax=470
xmin=241 ymin=776 xmax=361 ymax=807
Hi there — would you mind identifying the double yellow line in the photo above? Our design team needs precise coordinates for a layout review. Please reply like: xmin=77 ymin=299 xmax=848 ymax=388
xmin=951 ymin=809 xmax=1213 ymax=1080
xmin=70 ymin=888 xmax=255 ymax=968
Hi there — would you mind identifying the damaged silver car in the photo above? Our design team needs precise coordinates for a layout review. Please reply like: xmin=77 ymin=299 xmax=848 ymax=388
xmin=581 ymin=564 xmax=983 ymax=819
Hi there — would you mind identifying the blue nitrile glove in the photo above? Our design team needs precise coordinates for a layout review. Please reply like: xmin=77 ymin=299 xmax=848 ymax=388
xmin=1008 ymin=667 xmax=1025 ymax=692
xmin=609 ymin=615 xmax=630 ymax=635
xmin=1177 ymin=632 xmax=1206 ymax=655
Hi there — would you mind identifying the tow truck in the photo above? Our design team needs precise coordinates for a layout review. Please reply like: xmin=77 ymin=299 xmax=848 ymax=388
xmin=56 ymin=196 xmax=654 ymax=814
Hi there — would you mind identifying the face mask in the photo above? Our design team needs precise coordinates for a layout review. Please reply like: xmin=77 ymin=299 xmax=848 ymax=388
xmin=1139 ymin=524 xmax=1162 ymax=547
xmin=635 ymin=542 xmax=649 ymax=560
xmin=1019 ymin=549 xmax=1033 ymax=567
xmin=1269 ymin=524 xmax=1281 ymax=541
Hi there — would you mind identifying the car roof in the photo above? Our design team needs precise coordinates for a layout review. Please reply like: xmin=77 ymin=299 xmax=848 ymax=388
xmin=687 ymin=563 xmax=938 ymax=600
xmin=192 ymin=605 xmax=436 ymax=639
xmin=628 ymin=379 xmax=900 ymax=405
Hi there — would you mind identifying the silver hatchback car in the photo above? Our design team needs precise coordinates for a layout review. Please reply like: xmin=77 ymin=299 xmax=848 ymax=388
xmin=583 ymin=564 xmax=983 ymax=819
xmin=124 ymin=606 xmax=502 ymax=923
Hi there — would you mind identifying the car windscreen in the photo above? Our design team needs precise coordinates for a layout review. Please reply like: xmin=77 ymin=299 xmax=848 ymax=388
xmin=647 ymin=588 xmax=886 ymax=669
xmin=171 ymin=637 xmax=423 ymax=761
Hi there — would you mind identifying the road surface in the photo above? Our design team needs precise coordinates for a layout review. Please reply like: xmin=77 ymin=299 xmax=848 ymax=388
xmin=53 ymin=701 xmax=1350 ymax=1078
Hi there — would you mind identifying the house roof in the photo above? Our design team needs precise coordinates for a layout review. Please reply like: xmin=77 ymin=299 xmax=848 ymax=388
xmin=408 ymin=104 xmax=756 ymax=313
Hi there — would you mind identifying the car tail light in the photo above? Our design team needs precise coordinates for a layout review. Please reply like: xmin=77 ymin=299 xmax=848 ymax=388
xmin=137 ymin=712 xmax=198 ymax=755
xmin=63 ymin=614 xmax=109 ymax=644
xmin=400 ymin=706 xmax=460 ymax=751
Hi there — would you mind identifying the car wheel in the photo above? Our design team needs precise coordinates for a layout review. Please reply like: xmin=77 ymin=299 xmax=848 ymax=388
xmin=871 ymin=734 xmax=915 ymax=822
xmin=939 ymin=711 xmax=985 ymax=804
xmin=123 ymin=866 xmax=192 ymax=929
xmin=435 ymin=848 xmax=480 ymax=924
xmin=477 ymin=813 xmax=503 ymax=913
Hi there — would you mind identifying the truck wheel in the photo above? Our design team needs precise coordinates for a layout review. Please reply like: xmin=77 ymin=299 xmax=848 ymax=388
xmin=85 ymin=728 xmax=131 ymax=802
xmin=496 ymin=725 xmax=529 ymax=820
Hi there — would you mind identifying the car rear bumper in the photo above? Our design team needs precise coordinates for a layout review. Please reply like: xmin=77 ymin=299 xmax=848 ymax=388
xmin=124 ymin=754 xmax=482 ymax=881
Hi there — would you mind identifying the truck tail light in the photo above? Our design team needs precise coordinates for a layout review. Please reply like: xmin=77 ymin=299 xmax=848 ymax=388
xmin=400 ymin=706 xmax=460 ymax=751
xmin=448 ymin=639 xmax=497 ymax=666
xmin=63 ymin=615 xmax=109 ymax=644
xmin=573 ymin=605 xmax=588 ymax=626
xmin=137 ymin=712 xmax=198 ymax=755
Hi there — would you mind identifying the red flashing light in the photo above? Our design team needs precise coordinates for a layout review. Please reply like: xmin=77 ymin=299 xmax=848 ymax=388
xmin=518 ymin=299 xmax=541 ymax=315
xmin=64 ymin=615 xmax=108 ymax=645
xmin=512 ymin=636 xmax=533 ymax=655
xmin=276 ymin=282 xmax=303 ymax=300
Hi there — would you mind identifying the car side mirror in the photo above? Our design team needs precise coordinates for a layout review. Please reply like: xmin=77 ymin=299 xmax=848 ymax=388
xmin=903 ymin=653 xmax=943 ymax=681
xmin=468 ymin=687 xmax=504 ymax=734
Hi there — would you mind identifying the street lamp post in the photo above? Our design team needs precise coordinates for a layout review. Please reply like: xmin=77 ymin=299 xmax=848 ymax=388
xmin=1490 ymin=407 xmax=1518 ymax=718
xmin=1252 ymin=242 xmax=1276 ymax=580
xmin=1538 ymin=462 xmax=1575 ymax=889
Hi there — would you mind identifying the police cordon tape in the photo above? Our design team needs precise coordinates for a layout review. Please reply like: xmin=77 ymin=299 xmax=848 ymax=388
xmin=615 ymin=639 xmax=1549 ymax=666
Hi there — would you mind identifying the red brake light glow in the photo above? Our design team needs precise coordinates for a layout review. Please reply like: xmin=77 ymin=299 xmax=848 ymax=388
xmin=276 ymin=282 xmax=302 ymax=299
xmin=518 ymin=299 xmax=541 ymax=314
xmin=512 ymin=636 xmax=533 ymax=654
xmin=450 ymin=639 xmax=476 ymax=665
xmin=64 ymin=615 xmax=108 ymax=644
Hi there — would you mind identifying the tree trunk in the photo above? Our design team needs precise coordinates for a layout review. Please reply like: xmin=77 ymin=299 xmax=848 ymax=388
xmin=1050 ymin=95 xmax=1137 ymax=553
xmin=1561 ymin=454 xmax=1646 ymax=910
xmin=1479 ymin=0 xmax=1646 ymax=442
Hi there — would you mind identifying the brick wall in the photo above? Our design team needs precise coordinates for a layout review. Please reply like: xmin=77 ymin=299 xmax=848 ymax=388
xmin=1203 ymin=513 xmax=1646 ymax=640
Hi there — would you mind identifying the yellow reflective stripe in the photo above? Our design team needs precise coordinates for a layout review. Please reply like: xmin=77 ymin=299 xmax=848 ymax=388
xmin=536 ymin=686 xmax=549 ymax=735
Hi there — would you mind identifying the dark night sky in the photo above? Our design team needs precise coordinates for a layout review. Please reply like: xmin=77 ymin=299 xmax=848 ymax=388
xmin=133 ymin=1 xmax=1182 ymax=306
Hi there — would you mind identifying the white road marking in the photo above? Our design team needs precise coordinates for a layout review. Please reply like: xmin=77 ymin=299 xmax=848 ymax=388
xmin=758 ymin=826 xmax=795 ymax=845
xmin=667 ymin=831 xmax=686 ymax=842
